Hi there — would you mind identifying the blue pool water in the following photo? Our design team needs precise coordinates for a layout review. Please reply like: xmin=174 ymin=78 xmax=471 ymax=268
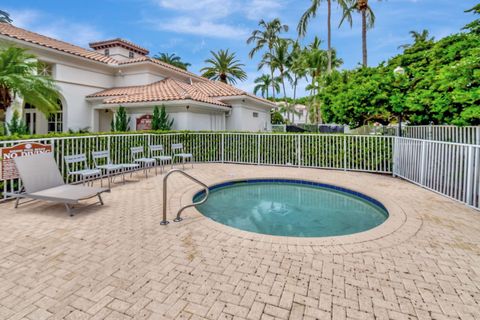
xmin=194 ymin=179 xmax=388 ymax=237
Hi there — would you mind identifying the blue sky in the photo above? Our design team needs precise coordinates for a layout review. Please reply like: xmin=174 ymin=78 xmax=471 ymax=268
xmin=3 ymin=0 xmax=478 ymax=97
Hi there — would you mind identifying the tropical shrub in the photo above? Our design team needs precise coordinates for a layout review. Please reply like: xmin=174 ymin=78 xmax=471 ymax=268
xmin=6 ymin=110 xmax=28 ymax=135
xmin=152 ymin=105 xmax=174 ymax=130
xmin=111 ymin=106 xmax=130 ymax=131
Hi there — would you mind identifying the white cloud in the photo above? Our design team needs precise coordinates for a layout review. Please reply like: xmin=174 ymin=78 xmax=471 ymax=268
xmin=7 ymin=8 xmax=104 ymax=48
xmin=244 ymin=0 xmax=284 ymax=21
xmin=8 ymin=9 xmax=40 ymax=29
xmin=146 ymin=17 xmax=249 ymax=39
xmin=149 ymin=0 xmax=287 ymax=39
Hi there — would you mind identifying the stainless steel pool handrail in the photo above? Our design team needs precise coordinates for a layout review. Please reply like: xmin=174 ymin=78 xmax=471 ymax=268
xmin=161 ymin=169 xmax=209 ymax=225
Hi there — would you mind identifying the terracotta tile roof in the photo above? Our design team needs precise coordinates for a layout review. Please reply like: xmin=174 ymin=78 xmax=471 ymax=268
xmin=89 ymin=38 xmax=149 ymax=55
xmin=192 ymin=81 xmax=275 ymax=106
xmin=0 ymin=23 xmax=117 ymax=64
xmin=87 ymin=78 xmax=228 ymax=107
xmin=118 ymin=56 xmax=207 ymax=81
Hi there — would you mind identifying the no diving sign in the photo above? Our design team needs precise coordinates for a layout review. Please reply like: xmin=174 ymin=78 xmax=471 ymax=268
xmin=0 ymin=143 xmax=53 ymax=180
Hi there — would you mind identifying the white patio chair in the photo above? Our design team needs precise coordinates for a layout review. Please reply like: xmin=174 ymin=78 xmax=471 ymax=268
xmin=172 ymin=143 xmax=193 ymax=169
xmin=64 ymin=154 xmax=102 ymax=186
xmin=92 ymin=150 xmax=124 ymax=187
xmin=149 ymin=145 xmax=172 ymax=173
xmin=8 ymin=152 xmax=108 ymax=216
xmin=131 ymin=146 xmax=157 ymax=177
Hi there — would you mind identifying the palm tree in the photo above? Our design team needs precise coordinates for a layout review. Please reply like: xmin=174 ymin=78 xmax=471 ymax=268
xmin=287 ymin=42 xmax=308 ymax=107
xmin=200 ymin=49 xmax=247 ymax=84
xmin=303 ymin=38 xmax=343 ymax=124
xmin=340 ymin=0 xmax=379 ymax=67
xmin=298 ymin=0 xmax=349 ymax=73
xmin=247 ymin=18 xmax=288 ymax=98
xmin=260 ymin=39 xmax=292 ymax=106
xmin=253 ymin=74 xmax=279 ymax=99
xmin=0 ymin=47 xmax=60 ymax=123
xmin=0 ymin=10 xmax=12 ymax=24
xmin=399 ymin=30 xmax=434 ymax=49
xmin=153 ymin=52 xmax=191 ymax=70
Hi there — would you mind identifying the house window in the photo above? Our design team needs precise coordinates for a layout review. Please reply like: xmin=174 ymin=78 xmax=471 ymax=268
xmin=129 ymin=51 xmax=134 ymax=58
xmin=104 ymin=49 xmax=110 ymax=56
xmin=253 ymin=112 xmax=259 ymax=118
xmin=37 ymin=61 xmax=52 ymax=76
xmin=48 ymin=101 xmax=63 ymax=133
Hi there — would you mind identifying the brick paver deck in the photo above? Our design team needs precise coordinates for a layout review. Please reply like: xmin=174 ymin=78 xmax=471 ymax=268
xmin=0 ymin=164 xmax=479 ymax=320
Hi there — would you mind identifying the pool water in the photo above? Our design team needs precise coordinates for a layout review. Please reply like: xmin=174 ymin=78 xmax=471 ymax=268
xmin=194 ymin=180 xmax=388 ymax=237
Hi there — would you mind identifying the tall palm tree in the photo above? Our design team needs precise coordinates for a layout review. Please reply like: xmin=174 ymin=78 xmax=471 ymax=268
xmin=0 ymin=10 xmax=12 ymax=24
xmin=253 ymin=74 xmax=279 ymax=99
xmin=247 ymin=18 xmax=288 ymax=99
xmin=287 ymin=42 xmax=308 ymax=107
xmin=340 ymin=0 xmax=379 ymax=67
xmin=0 ymin=47 xmax=60 ymax=122
xmin=298 ymin=0 xmax=349 ymax=73
xmin=260 ymin=39 xmax=292 ymax=106
xmin=153 ymin=52 xmax=191 ymax=70
xmin=200 ymin=49 xmax=247 ymax=84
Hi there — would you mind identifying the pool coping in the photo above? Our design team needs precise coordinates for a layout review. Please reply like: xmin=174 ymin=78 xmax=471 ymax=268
xmin=175 ymin=175 xmax=423 ymax=253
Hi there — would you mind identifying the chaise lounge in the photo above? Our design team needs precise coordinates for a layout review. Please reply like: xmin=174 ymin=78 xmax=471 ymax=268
xmin=7 ymin=153 xmax=109 ymax=216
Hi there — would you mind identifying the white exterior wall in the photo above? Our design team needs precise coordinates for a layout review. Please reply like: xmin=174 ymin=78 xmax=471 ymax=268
xmin=108 ymin=105 xmax=226 ymax=132
xmin=226 ymin=102 xmax=271 ymax=132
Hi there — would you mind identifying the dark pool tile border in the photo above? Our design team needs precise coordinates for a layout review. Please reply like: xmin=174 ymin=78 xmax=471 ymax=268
xmin=193 ymin=178 xmax=388 ymax=215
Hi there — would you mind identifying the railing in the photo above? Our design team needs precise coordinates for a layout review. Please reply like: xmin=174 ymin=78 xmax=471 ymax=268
xmin=402 ymin=126 xmax=480 ymax=145
xmin=0 ymin=132 xmax=478 ymax=211
xmin=161 ymin=169 xmax=209 ymax=225
xmin=393 ymin=138 xmax=480 ymax=209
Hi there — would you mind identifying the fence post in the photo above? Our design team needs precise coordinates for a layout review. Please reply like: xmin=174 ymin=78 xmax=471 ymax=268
xmin=343 ymin=135 xmax=347 ymax=171
xmin=466 ymin=145 xmax=474 ymax=206
xmin=476 ymin=127 xmax=480 ymax=146
xmin=257 ymin=134 xmax=261 ymax=165
xmin=297 ymin=135 xmax=301 ymax=167
xmin=420 ymin=140 xmax=427 ymax=185
xmin=221 ymin=133 xmax=224 ymax=163
xmin=392 ymin=137 xmax=397 ymax=177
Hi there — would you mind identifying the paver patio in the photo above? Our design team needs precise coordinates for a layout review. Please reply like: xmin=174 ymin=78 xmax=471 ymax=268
xmin=0 ymin=164 xmax=479 ymax=320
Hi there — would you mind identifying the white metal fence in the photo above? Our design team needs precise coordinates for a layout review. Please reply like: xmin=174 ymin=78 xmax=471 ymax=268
xmin=0 ymin=132 xmax=478 ymax=210
xmin=393 ymin=138 xmax=480 ymax=209
xmin=403 ymin=126 xmax=480 ymax=145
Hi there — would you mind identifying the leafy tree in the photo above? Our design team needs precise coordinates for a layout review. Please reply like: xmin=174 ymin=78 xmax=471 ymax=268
xmin=111 ymin=106 xmax=130 ymax=131
xmin=153 ymin=52 xmax=191 ymax=70
xmin=247 ymin=18 xmax=288 ymax=98
xmin=340 ymin=0 xmax=381 ymax=66
xmin=320 ymin=8 xmax=480 ymax=127
xmin=6 ymin=110 xmax=28 ymax=135
xmin=298 ymin=0 xmax=349 ymax=73
xmin=0 ymin=47 xmax=60 ymax=122
xmin=253 ymin=74 xmax=280 ymax=99
xmin=200 ymin=49 xmax=247 ymax=84
xmin=271 ymin=110 xmax=286 ymax=124
xmin=152 ymin=105 xmax=174 ymax=130
xmin=0 ymin=10 xmax=12 ymax=24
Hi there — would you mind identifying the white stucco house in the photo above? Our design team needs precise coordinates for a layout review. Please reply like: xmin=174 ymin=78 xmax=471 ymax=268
xmin=0 ymin=23 xmax=274 ymax=134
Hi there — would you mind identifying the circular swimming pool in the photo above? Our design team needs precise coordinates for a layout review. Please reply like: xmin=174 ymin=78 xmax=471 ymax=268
xmin=194 ymin=179 xmax=389 ymax=237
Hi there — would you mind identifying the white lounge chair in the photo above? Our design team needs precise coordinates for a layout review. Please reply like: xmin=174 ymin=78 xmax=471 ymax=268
xmin=8 ymin=153 xmax=108 ymax=216
xmin=172 ymin=143 xmax=193 ymax=169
